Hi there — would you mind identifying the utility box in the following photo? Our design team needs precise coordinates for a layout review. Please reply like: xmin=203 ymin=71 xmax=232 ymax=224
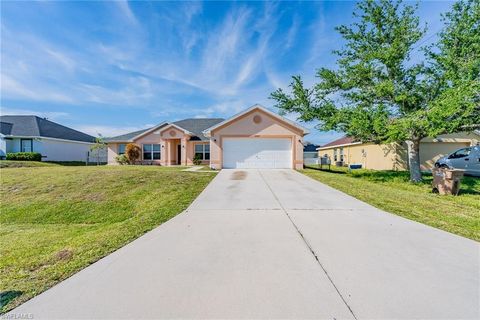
xmin=432 ymin=168 xmax=464 ymax=195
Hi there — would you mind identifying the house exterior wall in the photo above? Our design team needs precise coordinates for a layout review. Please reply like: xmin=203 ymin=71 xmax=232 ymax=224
xmin=40 ymin=139 xmax=93 ymax=161
xmin=11 ymin=138 xmax=22 ymax=152
xmin=0 ymin=137 xmax=6 ymax=157
xmin=209 ymin=109 xmax=305 ymax=169
xmin=186 ymin=141 xmax=194 ymax=165
xmin=5 ymin=138 xmax=38 ymax=154
xmin=107 ymin=127 xmax=199 ymax=165
xmin=107 ymin=143 xmax=120 ymax=164
xmin=135 ymin=130 xmax=164 ymax=164
xmin=5 ymin=138 xmax=13 ymax=154
xmin=188 ymin=141 xmax=209 ymax=165
xmin=318 ymin=132 xmax=479 ymax=171
xmin=159 ymin=127 xmax=184 ymax=140
xmin=0 ymin=137 xmax=92 ymax=161
xmin=421 ymin=132 xmax=479 ymax=145
xmin=319 ymin=143 xmax=405 ymax=170
xmin=158 ymin=127 xmax=185 ymax=165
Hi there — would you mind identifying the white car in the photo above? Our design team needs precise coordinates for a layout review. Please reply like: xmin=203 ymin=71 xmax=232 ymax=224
xmin=435 ymin=146 xmax=480 ymax=176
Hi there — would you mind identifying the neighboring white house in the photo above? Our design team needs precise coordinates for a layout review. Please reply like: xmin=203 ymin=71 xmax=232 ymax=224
xmin=303 ymin=143 xmax=320 ymax=159
xmin=303 ymin=143 xmax=320 ymax=166
xmin=0 ymin=115 xmax=104 ymax=162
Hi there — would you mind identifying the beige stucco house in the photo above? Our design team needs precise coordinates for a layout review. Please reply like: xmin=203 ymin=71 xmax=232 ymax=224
xmin=317 ymin=132 xmax=480 ymax=171
xmin=105 ymin=105 xmax=309 ymax=169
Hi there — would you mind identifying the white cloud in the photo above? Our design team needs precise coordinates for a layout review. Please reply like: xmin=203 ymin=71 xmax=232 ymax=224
xmin=305 ymin=6 xmax=330 ymax=68
xmin=1 ymin=74 xmax=74 ymax=103
xmin=286 ymin=16 xmax=299 ymax=49
xmin=0 ymin=1 xmax=297 ymax=122
xmin=265 ymin=69 xmax=289 ymax=90
xmin=115 ymin=0 xmax=138 ymax=26
xmin=201 ymin=7 xmax=251 ymax=81
xmin=78 ymin=76 xmax=154 ymax=105
xmin=44 ymin=48 xmax=76 ymax=72
xmin=183 ymin=2 xmax=203 ymax=23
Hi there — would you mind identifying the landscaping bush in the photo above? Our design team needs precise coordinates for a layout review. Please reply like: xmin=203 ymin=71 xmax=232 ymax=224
xmin=125 ymin=143 xmax=141 ymax=164
xmin=6 ymin=152 xmax=42 ymax=161
xmin=115 ymin=154 xmax=129 ymax=165
xmin=193 ymin=154 xmax=202 ymax=165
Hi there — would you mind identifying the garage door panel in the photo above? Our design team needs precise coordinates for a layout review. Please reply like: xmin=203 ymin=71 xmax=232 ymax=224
xmin=223 ymin=138 xmax=292 ymax=169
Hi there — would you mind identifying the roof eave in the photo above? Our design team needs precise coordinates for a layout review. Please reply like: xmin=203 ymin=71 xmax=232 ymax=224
xmin=129 ymin=121 xmax=168 ymax=141
xmin=0 ymin=135 xmax=95 ymax=144
xmin=317 ymin=141 xmax=362 ymax=150
xmin=159 ymin=123 xmax=194 ymax=136
xmin=105 ymin=139 xmax=132 ymax=143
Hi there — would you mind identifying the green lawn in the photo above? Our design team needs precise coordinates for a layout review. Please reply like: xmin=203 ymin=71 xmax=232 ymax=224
xmin=0 ymin=160 xmax=60 ymax=168
xmin=302 ymin=166 xmax=480 ymax=241
xmin=0 ymin=160 xmax=96 ymax=168
xmin=0 ymin=165 xmax=216 ymax=313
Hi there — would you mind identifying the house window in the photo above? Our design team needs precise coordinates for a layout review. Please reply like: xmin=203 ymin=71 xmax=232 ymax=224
xmin=118 ymin=144 xmax=126 ymax=155
xmin=333 ymin=148 xmax=338 ymax=162
xmin=195 ymin=144 xmax=210 ymax=160
xmin=339 ymin=148 xmax=344 ymax=162
xmin=143 ymin=144 xmax=161 ymax=160
xmin=21 ymin=139 xmax=33 ymax=152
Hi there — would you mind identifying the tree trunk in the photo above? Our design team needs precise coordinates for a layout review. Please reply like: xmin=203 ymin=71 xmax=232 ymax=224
xmin=405 ymin=139 xmax=422 ymax=182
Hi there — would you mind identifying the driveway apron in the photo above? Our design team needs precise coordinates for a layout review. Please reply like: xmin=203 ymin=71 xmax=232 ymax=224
xmin=12 ymin=169 xmax=479 ymax=319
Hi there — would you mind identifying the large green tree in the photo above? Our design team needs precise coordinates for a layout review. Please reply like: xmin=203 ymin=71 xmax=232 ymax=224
xmin=271 ymin=0 xmax=479 ymax=182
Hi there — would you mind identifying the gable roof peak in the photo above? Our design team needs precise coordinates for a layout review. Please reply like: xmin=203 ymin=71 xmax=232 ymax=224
xmin=202 ymin=104 xmax=309 ymax=137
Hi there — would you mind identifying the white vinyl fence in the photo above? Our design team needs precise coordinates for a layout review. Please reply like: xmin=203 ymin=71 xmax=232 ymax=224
xmin=86 ymin=147 xmax=107 ymax=165
xmin=304 ymin=158 xmax=320 ymax=165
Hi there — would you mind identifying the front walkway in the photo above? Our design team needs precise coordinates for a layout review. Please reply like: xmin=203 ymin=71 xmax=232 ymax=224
xmin=12 ymin=170 xmax=479 ymax=319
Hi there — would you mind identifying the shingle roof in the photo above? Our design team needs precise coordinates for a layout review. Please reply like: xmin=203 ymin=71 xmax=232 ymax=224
xmin=173 ymin=118 xmax=224 ymax=141
xmin=0 ymin=122 xmax=13 ymax=135
xmin=105 ymin=118 xmax=224 ymax=142
xmin=0 ymin=115 xmax=96 ymax=143
xmin=104 ymin=128 xmax=150 ymax=142
xmin=320 ymin=136 xmax=357 ymax=148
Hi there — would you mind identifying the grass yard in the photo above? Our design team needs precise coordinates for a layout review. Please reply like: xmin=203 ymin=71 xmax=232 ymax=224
xmin=0 ymin=160 xmax=60 ymax=168
xmin=0 ymin=160 xmax=95 ymax=168
xmin=303 ymin=166 xmax=480 ymax=241
xmin=0 ymin=165 xmax=216 ymax=313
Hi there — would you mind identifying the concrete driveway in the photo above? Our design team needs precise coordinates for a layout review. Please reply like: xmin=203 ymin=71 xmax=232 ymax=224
xmin=12 ymin=169 xmax=479 ymax=319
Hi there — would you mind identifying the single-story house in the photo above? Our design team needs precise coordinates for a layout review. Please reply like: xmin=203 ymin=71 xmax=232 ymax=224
xmin=317 ymin=131 xmax=480 ymax=171
xmin=105 ymin=104 xmax=309 ymax=169
xmin=303 ymin=143 xmax=320 ymax=159
xmin=0 ymin=115 xmax=101 ymax=162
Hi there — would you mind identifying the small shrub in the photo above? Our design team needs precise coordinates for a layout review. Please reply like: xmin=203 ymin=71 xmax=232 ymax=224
xmin=193 ymin=154 xmax=202 ymax=165
xmin=125 ymin=143 xmax=141 ymax=164
xmin=6 ymin=152 xmax=42 ymax=161
xmin=115 ymin=154 xmax=129 ymax=165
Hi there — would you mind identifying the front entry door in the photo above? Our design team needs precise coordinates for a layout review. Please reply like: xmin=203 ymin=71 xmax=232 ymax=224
xmin=177 ymin=144 xmax=181 ymax=165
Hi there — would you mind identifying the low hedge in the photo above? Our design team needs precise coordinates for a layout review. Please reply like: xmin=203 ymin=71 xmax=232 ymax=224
xmin=6 ymin=152 xmax=42 ymax=161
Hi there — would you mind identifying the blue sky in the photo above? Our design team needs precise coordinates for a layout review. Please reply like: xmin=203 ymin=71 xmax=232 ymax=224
xmin=1 ymin=1 xmax=453 ymax=144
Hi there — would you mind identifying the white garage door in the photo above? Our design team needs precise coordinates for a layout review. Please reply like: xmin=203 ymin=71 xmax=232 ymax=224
xmin=222 ymin=138 xmax=292 ymax=169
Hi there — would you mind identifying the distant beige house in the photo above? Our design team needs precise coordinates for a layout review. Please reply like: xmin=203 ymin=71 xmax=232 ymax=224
xmin=317 ymin=132 xmax=480 ymax=171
